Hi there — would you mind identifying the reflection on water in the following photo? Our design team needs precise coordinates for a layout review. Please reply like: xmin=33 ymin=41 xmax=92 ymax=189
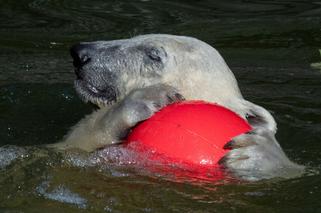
xmin=0 ymin=0 xmax=321 ymax=212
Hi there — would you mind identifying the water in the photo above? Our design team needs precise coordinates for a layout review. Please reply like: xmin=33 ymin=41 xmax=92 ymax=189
xmin=0 ymin=0 xmax=321 ymax=212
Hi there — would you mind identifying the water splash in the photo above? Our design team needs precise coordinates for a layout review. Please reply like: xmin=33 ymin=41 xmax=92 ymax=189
xmin=36 ymin=180 xmax=87 ymax=209
xmin=0 ymin=145 xmax=27 ymax=169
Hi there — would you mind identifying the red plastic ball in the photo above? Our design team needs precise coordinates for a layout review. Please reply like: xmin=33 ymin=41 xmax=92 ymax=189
xmin=125 ymin=101 xmax=251 ymax=167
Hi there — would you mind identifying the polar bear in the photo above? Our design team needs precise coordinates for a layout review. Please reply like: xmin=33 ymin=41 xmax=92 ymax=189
xmin=51 ymin=34 xmax=304 ymax=180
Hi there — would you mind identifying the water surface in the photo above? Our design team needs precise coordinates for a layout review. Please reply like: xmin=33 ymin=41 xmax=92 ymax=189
xmin=0 ymin=0 xmax=321 ymax=212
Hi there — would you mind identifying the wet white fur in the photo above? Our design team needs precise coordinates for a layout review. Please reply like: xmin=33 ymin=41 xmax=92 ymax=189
xmin=54 ymin=35 xmax=277 ymax=151
xmin=50 ymin=35 xmax=304 ymax=181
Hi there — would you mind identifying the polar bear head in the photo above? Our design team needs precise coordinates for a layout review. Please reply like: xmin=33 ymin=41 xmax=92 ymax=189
xmin=71 ymin=34 xmax=243 ymax=109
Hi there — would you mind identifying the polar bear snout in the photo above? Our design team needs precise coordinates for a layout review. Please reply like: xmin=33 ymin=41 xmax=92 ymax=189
xmin=70 ymin=42 xmax=122 ymax=107
xmin=70 ymin=43 xmax=93 ymax=69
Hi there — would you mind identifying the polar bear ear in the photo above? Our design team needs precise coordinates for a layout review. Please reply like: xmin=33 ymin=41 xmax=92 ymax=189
xmin=243 ymin=100 xmax=277 ymax=133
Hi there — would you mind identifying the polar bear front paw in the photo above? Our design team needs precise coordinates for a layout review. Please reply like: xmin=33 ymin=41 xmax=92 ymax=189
xmin=219 ymin=129 xmax=305 ymax=181
xmin=120 ymin=84 xmax=184 ymax=127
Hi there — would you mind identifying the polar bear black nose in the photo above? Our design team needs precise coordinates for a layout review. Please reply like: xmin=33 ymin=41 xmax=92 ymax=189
xmin=70 ymin=44 xmax=92 ymax=68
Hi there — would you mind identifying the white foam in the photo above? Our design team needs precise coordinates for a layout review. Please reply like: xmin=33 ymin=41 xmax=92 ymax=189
xmin=63 ymin=145 xmax=141 ymax=167
xmin=0 ymin=145 xmax=27 ymax=169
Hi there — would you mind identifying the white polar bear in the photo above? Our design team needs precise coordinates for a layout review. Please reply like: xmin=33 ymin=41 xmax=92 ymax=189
xmin=51 ymin=34 xmax=304 ymax=181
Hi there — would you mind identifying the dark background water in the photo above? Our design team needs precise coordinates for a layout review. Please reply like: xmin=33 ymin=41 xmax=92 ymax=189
xmin=0 ymin=0 xmax=321 ymax=212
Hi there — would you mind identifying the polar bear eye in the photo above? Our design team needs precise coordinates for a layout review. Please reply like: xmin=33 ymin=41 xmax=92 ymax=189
xmin=147 ymin=49 xmax=162 ymax=62
xmin=144 ymin=46 xmax=167 ymax=63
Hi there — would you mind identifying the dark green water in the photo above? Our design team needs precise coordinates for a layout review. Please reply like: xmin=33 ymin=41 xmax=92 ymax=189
xmin=1 ymin=0 xmax=321 ymax=212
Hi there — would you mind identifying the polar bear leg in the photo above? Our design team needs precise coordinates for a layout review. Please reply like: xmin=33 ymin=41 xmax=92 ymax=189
xmin=220 ymin=101 xmax=305 ymax=180
xmin=50 ymin=84 xmax=183 ymax=152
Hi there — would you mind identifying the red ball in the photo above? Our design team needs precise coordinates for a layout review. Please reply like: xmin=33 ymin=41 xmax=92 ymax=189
xmin=125 ymin=101 xmax=251 ymax=167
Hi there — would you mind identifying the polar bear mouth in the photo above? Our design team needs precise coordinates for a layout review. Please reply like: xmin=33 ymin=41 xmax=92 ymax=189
xmin=74 ymin=79 xmax=117 ymax=106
